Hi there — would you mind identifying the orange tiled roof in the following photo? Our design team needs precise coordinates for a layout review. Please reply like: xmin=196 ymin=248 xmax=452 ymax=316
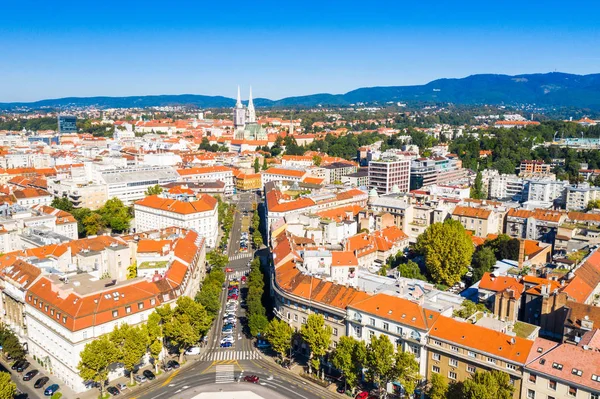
xmin=263 ymin=167 xmax=306 ymax=178
xmin=479 ymin=272 xmax=525 ymax=299
xmin=453 ymin=205 xmax=491 ymax=219
xmin=349 ymin=293 xmax=438 ymax=330
xmin=135 ymin=195 xmax=217 ymax=214
xmin=331 ymin=251 xmax=358 ymax=267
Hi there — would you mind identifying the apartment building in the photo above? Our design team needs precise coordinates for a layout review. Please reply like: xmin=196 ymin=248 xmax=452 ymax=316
xmin=176 ymin=166 xmax=234 ymax=195
xmin=505 ymin=209 xmax=566 ymax=241
xmin=323 ymin=162 xmax=358 ymax=184
xmin=99 ymin=166 xmax=179 ymax=205
xmin=12 ymin=188 xmax=53 ymax=207
xmin=489 ymin=173 xmax=527 ymax=201
xmin=341 ymin=168 xmax=369 ymax=187
xmin=566 ymin=184 xmax=600 ymax=211
xmin=47 ymin=179 xmax=108 ymax=210
xmin=451 ymin=202 xmax=507 ymax=237
xmin=368 ymin=156 xmax=411 ymax=195
xmin=409 ymin=156 xmax=466 ymax=190
xmin=526 ymin=178 xmax=569 ymax=207
xmin=262 ymin=167 xmax=307 ymax=185
xmin=520 ymin=160 xmax=553 ymax=175
xmin=134 ymin=195 xmax=218 ymax=247
xmin=427 ymin=316 xmax=534 ymax=399
xmin=30 ymin=204 xmax=78 ymax=240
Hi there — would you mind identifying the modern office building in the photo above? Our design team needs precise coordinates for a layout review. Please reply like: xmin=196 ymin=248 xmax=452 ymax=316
xmin=368 ymin=156 xmax=411 ymax=195
xmin=409 ymin=156 xmax=466 ymax=190
xmin=57 ymin=115 xmax=77 ymax=134
xmin=99 ymin=166 xmax=179 ymax=205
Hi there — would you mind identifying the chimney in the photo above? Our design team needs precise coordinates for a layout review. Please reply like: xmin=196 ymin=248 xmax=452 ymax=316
xmin=518 ymin=238 xmax=525 ymax=269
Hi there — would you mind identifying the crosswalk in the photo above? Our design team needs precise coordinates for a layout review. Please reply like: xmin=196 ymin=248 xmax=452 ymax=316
xmin=229 ymin=252 xmax=253 ymax=261
xmin=215 ymin=364 xmax=235 ymax=384
xmin=228 ymin=270 xmax=249 ymax=279
xmin=205 ymin=350 xmax=260 ymax=361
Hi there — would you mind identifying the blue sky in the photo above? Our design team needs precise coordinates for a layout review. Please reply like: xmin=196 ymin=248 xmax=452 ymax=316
xmin=1 ymin=0 xmax=599 ymax=102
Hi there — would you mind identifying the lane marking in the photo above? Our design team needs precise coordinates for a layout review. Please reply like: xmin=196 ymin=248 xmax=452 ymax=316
xmin=161 ymin=368 xmax=181 ymax=386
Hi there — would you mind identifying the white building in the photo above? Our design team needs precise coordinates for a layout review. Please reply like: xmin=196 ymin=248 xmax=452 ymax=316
xmin=566 ymin=183 xmax=600 ymax=211
xmin=526 ymin=178 xmax=569 ymax=206
xmin=176 ymin=166 xmax=234 ymax=195
xmin=12 ymin=188 xmax=53 ymax=207
xmin=489 ymin=173 xmax=526 ymax=201
xmin=262 ymin=167 xmax=307 ymax=185
xmin=368 ymin=156 xmax=411 ymax=195
xmin=134 ymin=195 xmax=219 ymax=247
xmin=99 ymin=166 xmax=179 ymax=205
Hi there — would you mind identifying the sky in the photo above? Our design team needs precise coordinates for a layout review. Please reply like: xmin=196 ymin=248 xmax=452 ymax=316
xmin=1 ymin=0 xmax=599 ymax=102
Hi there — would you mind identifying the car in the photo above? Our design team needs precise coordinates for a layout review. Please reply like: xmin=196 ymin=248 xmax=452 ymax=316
xmin=220 ymin=336 xmax=234 ymax=345
xmin=337 ymin=385 xmax=346 ymax=394
xmin=162 ymin=363 xmax=173 ymax=372
xmin=116 ymin=383 xmax=128 ymax=391
xmin=107 ymin=386 xmax=120 ymax=396
xmin=143 ymin=370 xmax=156 ymax=380
xmin=12 ymin=360 xmax=25 ymax=370
xmin=226 ymin=302 xmax=238 ymax=308
xmin=243 ymin=375 xmax=259 ymax=383
xmin=34 ymin=377 xmax=50 ymax=389
xmin=256 ymin=339 xmax=271 ymax=349
xmin=17 ymin=361 xmax=30 ymax=372
xmin=44 ymin=384 xmax=60 ymax=396
xmin=185 ymin=346 xmax=201 ymax=355
xmin=23 ymin=370 xmax=39 ymax=381
xmin=167 ymin=360 xmax=180 ymax=369
xmin=355 ymin=391 xmax=369 ymax=399
xmin=134 ymin=374 xmax=147 ymax=384
xmin=241 ymin=276 xmax=247 ymax=283
xmin=220 ymin=341 xmax=233 ymax=348
xmin=228 ymin=294 xmax=239 ymax=300
xmin=225 ymin=268 xmax=233 ymax=273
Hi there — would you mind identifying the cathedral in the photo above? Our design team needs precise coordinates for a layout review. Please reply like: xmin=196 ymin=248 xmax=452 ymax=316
xmin=233 ymin=86 xmax=268 ymax=141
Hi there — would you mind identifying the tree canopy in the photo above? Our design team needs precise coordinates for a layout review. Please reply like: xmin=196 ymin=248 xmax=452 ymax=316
xmin=78 ymin=335 xmax=120 ymax=396
xmin=460 ymin=370 xmax=514 ymax=399
xmin=97 ymin=197 xmax=132 ymax=232
xmin=415 ymin=219 xmax=474 ymax=286
xmin=300 ymin=314 xmax=332 ymax=376
xmin=145 ymin=184 xmax=163 ymax=196
xmin=0 ymin=372 xmax=16 ymax=399
xmin=265 ymin=318 xmax=293 ymax=360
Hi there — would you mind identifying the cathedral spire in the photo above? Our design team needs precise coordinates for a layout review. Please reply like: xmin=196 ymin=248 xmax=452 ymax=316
xmin=235 ymin=85 xmax=243 ymax=108
xmin=247 ymin=86 xmax=256 ymax=123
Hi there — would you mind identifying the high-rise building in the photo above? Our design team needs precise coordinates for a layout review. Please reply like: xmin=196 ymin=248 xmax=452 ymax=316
xmin=409 ymin=156 xmax=466 ymax=190
xmin=368 ymin=156 xmax=411 ymax=195
xmin=57 ymin=115 xmax=77 ymax=134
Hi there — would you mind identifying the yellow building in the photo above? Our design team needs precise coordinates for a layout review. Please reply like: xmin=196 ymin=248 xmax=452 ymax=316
xmin=236 ymin=173 xmax=262 ymax=191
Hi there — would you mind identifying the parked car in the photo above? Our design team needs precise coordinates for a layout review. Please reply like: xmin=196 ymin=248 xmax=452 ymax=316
xmin=337 ymin=385 xmax=346 ymax=394
xmin=116 ymin=383 xmax=128 ymax=391
xmin=256 ymin=339 xmax=271 ymax=349
xmin=355 ymin=391 xmax=369 ymax=399
xmin=243 ymin=375 xmax=259 ymax=383
xmin=143 ymin=370 xmax=156 ymax=380
xmin=220 ymin=342 xmax=233 ymax=348
xmin=185 ymin=346 xmax=201 ymax=355
xmin=23 ymin=370 xmax=39 ymax=381
xmin=227 ymin=294 xmax=239 ymax=301
xmin=17 ymin=361 xmax=30 ymax=372
xmin=34 ymin=377 xmax=50 ymax=389
xmin=167 ymin=360 xmax=180 ymax=369
xmin=241 ymin=276 xmax=247 ymax=283
xmin=162 ymin=363 xmax=173 ymax=372
xmin=107 ymin=386 xmax=120 ymax=396
xmin=11 ymin=360 xmax=25 ymax=370
xmin=134 ymin=375 xmax=147 ymax=384
xmin=225 ymin=268 xmax=233 ymax=273
xmin=44 ymin=384 xmax=60 ymax=396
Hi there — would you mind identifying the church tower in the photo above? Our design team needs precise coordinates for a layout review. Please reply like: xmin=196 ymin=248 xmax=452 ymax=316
xmin=246 ymin=86 xmax=256 ymax=124
xmin=233 ymin=86 xmax=246 ymax=129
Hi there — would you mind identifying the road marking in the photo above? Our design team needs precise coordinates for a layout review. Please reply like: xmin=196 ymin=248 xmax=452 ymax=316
xmin=215 ymin=364 xmax=235 ymax=384
xmin=161 ymin=368 xmax=181 ymax=386
xmin=265 ymin=381 xmax=310 ymax=399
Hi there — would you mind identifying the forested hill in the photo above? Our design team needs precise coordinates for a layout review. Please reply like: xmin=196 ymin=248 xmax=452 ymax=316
xmin=2 ymin=72 xmax=600 ymax=110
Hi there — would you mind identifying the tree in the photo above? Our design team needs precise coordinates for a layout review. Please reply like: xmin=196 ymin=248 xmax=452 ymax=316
xmin=415 ymin=219 xmax=474 ymax=286
xmin=312 ymin=155 xmax=322 ymax=166
xmin=253 ymin=229 xmax=263 ymax=248
xmin=147 ymin=312 xmax=163 ymax=373
xmin=262 ymin=158 xmax=268 ymax=170
xmin=493 ymin=158 xmax=516 ymax=175
xmin=365 ymin=334 xmax=395 ymax=398
xmin=97 ymin=197 xmax=132 ymax=232
xmin=82 ymin=212 xmax=103 ymax=236
xmin=471 ymin=247 xmax=496 ymax=281
xmin=485 ymin=234 xmax=519 ymax=261
xmin=265 ymin=319 xmax=293 ymax=361
xmin=145 ymin=185 xmax=163 ymax=196
xmin=391 ymin=350 xmax=420 ymax=397
xmin=162 ymin=297 xmax=211 ymax=362
xmin=0 ymin=371 xmax=16 ymax=399
xmin=331 ymin=336 xmax=366 ymax=392
xmin=427 ymin=373 xmax=449 ymax=399
xmin=398 ymin=260 xmax=427 ymax=280
xmin=78 ymin=335 xmax=120 ymax=397
xmin=253 ymin=158 xmax=260 ymax=173
xmin=51 ymin=197 xmax=73 ymax=212
xmin=461 ymin=370 xmax=514 ymax=399
xmin=587 ymin=199 xmax=600 ymax=211
xmin=110 ymin=324 xmax=148 ymax=385
xmin=195 ymin=281 xmax=221 ymax=316
xmin=206 ymin=250 xmax=229 ymax=269
xmin=248 ymin=313 xmax=269 ymax=337
xmin=300 ymin=314 xmax=332 ymax=376
xmin=453 ymin=299 xmax=488 ymax=319
xmin=127 ymin=261 xmax=137 ymax=279
xmin=470 ymin=171 xmax=486 ymax=199
xmin=1 ymin=332 xmax=24 ymax=360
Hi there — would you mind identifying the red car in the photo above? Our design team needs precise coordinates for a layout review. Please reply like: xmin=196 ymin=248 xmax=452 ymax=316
xmin=225 ymin=268 xmax=233 ymax=273
xmin=241 ymin=276 xmax=247 ymax=283
xmin=243 ymin=375 xmax=259 ymax=383
xmin=355 ymin=392 xmax=369 ymax=399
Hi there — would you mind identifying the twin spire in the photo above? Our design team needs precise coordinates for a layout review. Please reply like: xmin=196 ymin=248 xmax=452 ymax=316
xmin=235 ymin=86 xmax=256 ymax=124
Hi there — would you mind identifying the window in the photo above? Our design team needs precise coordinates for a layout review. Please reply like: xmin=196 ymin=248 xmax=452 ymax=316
xmin=126 ymin=306 xmax=131 ymax=314
xmin=83 ymin=331 xmax=88 ymax=339
xmin=383 ymin=322 xmax=389 ymax=331
xmin=451 ymin=345 xmax=459 ymax=352
xmin=138 ymin=302 xmax=144 ymax=310
xmin=294 ymin=314 xmax=298 ymax=321
xmin=44 ymin=305 xmax=48 ymax=312
xmin=433 ymin=340 xmax=442 ymax=346
xmin=397 ymin=326 xmax=403 ymax=335
xmin=333 ymin=328 xmax=338 ymax=336
xmin=568 ymin=386 xmax=577 ymax=397
xmin=51 ymin=309 xmax=54 ymax=316
xmin=592 ymin=374 xmax=600 ymax=382
xmin=467 ymin=365 xmax=476 ymax=373
xmin=113 ymin=310 xmax=118 ymax=318
xmin=369 ymin=318 xmax=375 ymax=326
xmin=527 ymin=389 xmax=535 ymax=399
xmin=302 ymin=317 xmax=306 ymax=324
xmin=449 ymin=358 xmax=458 ymax=367
xmin=552 ymin=362 xmax=563 ymax=370
xmin=592 ymin=394 xmax=598 ymax=399
xmin=432 ymin=353 xmax=440 ymax=361
xmin=150 ymin=299 xmax=156 ymax=306
xmin=432 ymin=366 xmax=440 ymax=373
xmin=33 ymin=298 xmax=37 ymax=305
xmin=467 ymin=351 xmax=476 ymax=358
xmin=487 ymin=357 xmax=496 ymax=364
xmin=62 ymin=316 xmax=67 ymax=324
xmin=369 ymin=330 xmax=375 ymax=339
xmin=448 ymin=371 xmax=457 ymax=380
xmin=506 ymin=363 xmax=517 ymax=370
xmin=571 ymin=368 xmax=583 ymax=376
xmin=529 ymin=374 xmax=537 ymax=383
xmin=56 ymin=312 xmax=60 ymax=320
xmin=548 ymin=380 xmax=556 ymax=390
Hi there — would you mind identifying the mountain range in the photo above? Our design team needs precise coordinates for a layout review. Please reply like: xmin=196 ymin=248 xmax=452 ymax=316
xmin=2 ymin=72 xmax=600 ymax=110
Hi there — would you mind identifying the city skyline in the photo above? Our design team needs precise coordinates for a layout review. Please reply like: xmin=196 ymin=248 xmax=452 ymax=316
xmin=1 ymin=0 xmax=599 ymax=102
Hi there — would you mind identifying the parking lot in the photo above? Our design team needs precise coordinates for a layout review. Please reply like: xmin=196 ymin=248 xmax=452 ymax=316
xmin=1 ymin=356 xmax=66 ymax=399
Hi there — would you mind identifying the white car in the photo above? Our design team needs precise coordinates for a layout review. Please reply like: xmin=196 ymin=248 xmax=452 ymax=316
xmin=220 ymin=336 xmax=235 ymax=344
xmin=185 ymin=346 xmax=201 ymax=355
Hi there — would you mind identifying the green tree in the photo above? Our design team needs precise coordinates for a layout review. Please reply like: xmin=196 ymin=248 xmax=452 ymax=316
xmin=415 ymin=219 xmax=474 ymax=286
xmin=162 ymin=297 xmax=211 ymax=362
xmin=78 ymin=335 xmax=120 ymax=397
xmin=312 ymin=155 xmax=322 ymax=166
xmin=147 ymin=312 xmax=163 ymax=373
xmin=82 ymin=212 xmax=103 ymax=236
xmin=0 ymin=371 xmax=16 ymax=399
xmin=253 ymin=158 xmax=260 ymax=173
xmin=493 ymin=158 xmax=516 ymax=175
xmin=253 ymin=229 xmax=263 ymax=248
xmin=110 ymin=324 xmax=148 ymax=385
xmin=300 ymin=314 xmax=332 ymax=376
xmin=206 ymin=250 xmax=229 ymax=269
xmin=587 ymin=199 xmax=600 ymax=211
xmin=145 ymin=185 xmax=163 ymax=196
xmin=365 ymin=334 xmax=395 ymax=398
xmin=471 ymin=247 xmax=496 ymax=281
xmin=72 ymin=207 xmax=93 ymax=237
xmin=51 ymin=197 xmax=74 ymax=212
xmin=398 ymin=260 xmax=427 ymax=281
xmin=391 ymin=350 xmax=420 ymax=396
xmin=427 ymin=373 xmax=449 ymax=399
xmin=127 ymin=261 xmax=137 ymax=279
xmin=453 ymin=299 xmax=488 ymax=319
xmin=195 ymin=281 xmax=221 ymax=316
xmin=262 ymin=158 xmax=268 ymax=170
xmin=461 ymin=370 xmax=514 ymax=399
xmin=470 ymin=171 xmax=486 ymax=199
xmin=1 ymin=332 xmax=24 ymax=360
xmin=331 ymin=336 xmax=366 ymax=392
xmin=484 ymin=234 xmax=519 ymax=261
xmin=265 ymin=319 xmax=293 ymax=361
xmin=248 ymin=313 xmax=269 ymax=337
xmin=97 ymin=197 xmax=132 ymax=232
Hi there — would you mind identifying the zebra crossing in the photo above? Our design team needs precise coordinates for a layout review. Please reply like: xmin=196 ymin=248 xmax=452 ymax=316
xmin=228 ymin=270 xmax=248 ymax=279
xmin=205 ymin=350 xmax=260 ymax=361
xmin=229 ymin=252 xmax=252 ymax=261
xmin=215 ymin=364 xmax=235 ymax=384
